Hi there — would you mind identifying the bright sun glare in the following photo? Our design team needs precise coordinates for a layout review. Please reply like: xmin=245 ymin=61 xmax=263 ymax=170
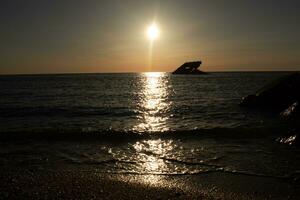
xmin=147 ymin=23 xmax=159 ymax=41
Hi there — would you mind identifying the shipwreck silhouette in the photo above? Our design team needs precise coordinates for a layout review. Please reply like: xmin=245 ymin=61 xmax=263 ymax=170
xmin=172 ymin=61 xmax=206 ymax=74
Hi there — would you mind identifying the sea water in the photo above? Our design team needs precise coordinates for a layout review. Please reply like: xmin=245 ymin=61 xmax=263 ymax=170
xmin=0 ymin=72 xmax=299 ymax=178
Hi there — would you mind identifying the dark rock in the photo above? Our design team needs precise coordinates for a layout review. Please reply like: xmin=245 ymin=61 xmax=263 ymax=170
xmin=240 ymin=73 xmax=300 ymax=110
xmin=172 ymin=61 xmax=206 ymax=75
xmin=241 ymin=73 xmax=300 ymax=146
xmin=280 ymin=101 xmax=300 ymax=120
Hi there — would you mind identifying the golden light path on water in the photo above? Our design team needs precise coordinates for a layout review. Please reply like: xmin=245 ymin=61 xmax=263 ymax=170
xmin=132 ymin=139 xmax=174 ymax=184
xmin=134 ymin=72 xmax=172 ymax=132
xmin=131 ymin=73 xmax=176 ymax=184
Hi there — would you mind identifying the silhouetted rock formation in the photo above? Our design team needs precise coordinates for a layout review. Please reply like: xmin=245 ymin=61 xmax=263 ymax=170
xmin=240 ymin=73 xmax=300 ymax=110
xmin=172 ymin=61 xmax=206 ymax=74
xmin=240 ymin=73 xmax=300 ymax=146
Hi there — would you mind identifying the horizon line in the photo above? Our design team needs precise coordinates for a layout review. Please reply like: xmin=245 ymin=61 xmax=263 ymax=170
xmin=0 ymin=70 xmax=300 ymax=76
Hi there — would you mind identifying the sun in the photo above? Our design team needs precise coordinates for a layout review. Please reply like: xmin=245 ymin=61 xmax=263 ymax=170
xmin=147 ymin=23 xmax=159 ymax=41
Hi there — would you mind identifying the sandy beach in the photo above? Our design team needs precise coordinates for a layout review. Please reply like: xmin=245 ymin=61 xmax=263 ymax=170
xmin=0 ymin=167 xmax=299 ymax=200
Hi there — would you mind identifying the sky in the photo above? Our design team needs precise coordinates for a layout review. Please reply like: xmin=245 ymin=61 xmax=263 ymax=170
xmin=0 ymin=0 xmax=299 ymax=74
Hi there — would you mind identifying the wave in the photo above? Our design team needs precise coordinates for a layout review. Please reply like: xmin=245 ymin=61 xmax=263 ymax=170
xmin=0 ymin=126 xmax=286 ymax=142
xmin=0 ymin=106 xmax=139 ymax=118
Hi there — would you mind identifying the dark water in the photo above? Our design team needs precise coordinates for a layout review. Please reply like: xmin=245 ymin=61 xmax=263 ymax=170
xmin=0 ymin=72 xmax=289 ymax=132
xmin=0 ymin=72 xmax=299 ymax=178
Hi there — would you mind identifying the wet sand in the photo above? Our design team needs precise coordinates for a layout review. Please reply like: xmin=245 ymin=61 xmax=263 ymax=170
xmin=0 ymin=169 xmax=299 ymax=200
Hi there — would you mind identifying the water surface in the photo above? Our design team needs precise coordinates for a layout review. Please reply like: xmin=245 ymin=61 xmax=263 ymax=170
xmin=0 ymin=72 xmax=299 ymax=179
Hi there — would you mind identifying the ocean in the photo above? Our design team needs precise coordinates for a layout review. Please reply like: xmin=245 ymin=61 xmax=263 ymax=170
xmin=0 ymin=72 xmax=299 ymax=178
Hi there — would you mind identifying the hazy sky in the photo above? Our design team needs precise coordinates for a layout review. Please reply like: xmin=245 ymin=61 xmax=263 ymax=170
xmin=0 ymin=0 xmax=299 ymax=74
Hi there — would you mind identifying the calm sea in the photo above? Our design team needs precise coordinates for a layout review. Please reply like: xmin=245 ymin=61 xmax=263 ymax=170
xmin=0 ymin=72 xmax=299 ymax=178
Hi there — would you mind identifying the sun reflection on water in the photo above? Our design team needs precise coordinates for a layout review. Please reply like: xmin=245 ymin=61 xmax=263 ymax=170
xmin=133 ymin=139 xmax=175 ymax=174
xmin=127 ymin=73 xmax=174 ymax=184
xmin=134 ymin=72 xmax=172 ymax=132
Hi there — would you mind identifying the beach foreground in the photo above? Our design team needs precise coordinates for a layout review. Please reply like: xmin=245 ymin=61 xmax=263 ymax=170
xmin=0 ymin=168 xmax=299 ymax=200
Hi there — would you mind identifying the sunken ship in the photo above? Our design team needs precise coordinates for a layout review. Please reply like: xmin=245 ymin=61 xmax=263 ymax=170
xmin=172 ymin=61 xmax=206 ymax=75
